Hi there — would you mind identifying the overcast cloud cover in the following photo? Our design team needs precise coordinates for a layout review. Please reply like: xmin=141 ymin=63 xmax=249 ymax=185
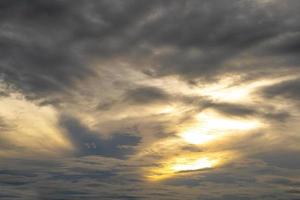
xmin=0 ymin=0 xmax=300 ymax=199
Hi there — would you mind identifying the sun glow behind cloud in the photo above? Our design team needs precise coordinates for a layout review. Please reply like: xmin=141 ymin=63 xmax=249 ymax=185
xmin=171 ymin=157 xmax=216 ymax=172
xmin=146 ymin=157 xmax=218 ymax=181
xmin=146 ymin=152 xmax=235 ymax=181
xmin=180 ymin=110 xmax=262 ymax=145
xmin=197 ymin=76 xmax=297 ymax=102
xmin=145 ymin=81 xmax=268 ymax=181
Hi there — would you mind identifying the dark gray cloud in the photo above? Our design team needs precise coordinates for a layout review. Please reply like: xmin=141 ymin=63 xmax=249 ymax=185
xmin=165 ymin=172 xmax=256 ymax=187
xmin=267 ymin=177 xmax=300 ymax=187
xmin=0 ymin=0 xmax=93 ymax=99
xmin=260 ymin=79 xmax=300 ymax=102
xmin=255 ymin=149 xmax=300 ymax=169
xmin=124 ymin=86 xmax=170 ymax=105
xmin=1 ymin=156 xmax=298 ymax=200
xmin=1 ymin=155 xmax=300 ymax=200
xmin=202 ymin=102 xmax=257 ymax=117
xmin=263 ymin=32 xmax=300 ymax=56
xmin=60 ymin=115 xmax=141 ymax=159
xmin=138 ymin=0 xmax=300 ymax=80
xmin=198 ymin=101 xmax=290 ymax=122
xmin=0 ymin=0 xmax=157 ymax=101
xmin=1 ymin=0 xmax=300 ymax=103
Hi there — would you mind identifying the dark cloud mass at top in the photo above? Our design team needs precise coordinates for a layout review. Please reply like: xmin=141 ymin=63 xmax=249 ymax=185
xmin=0 ymin=0 xmax=154 ymax=100
xmin=1 ymin=0 xmax=300 ymax=100
xmin=1 ymin=0 xmax=300 ymax=200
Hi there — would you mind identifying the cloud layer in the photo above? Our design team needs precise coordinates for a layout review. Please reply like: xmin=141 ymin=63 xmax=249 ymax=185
xmin=1 ymin=0 xmax=300 ymax=199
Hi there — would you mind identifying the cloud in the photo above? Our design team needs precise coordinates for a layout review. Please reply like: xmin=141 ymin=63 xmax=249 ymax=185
xmin=0 ymin=155 xmax=299 ymax=200
xmin=0 ymin=117 xmax=10 ymax=132
xmin=255 ymin=149 xmax=300 ymax=169
xmin=1 ymin=1 xmax=300 ymax=199
xmin=201 ymin=102 xmax=258 ymax=117
xmin=0 ymin=0 xmax=94 ymax=100
xmin=260 ymin=79 xmax=300 ymax=102
xmin=1 ymin=0 xmax=300 ymax=104
xmin=60 ymin=115 xmax=141 ymax=159
xmin=134 ymin=0 xmax=300 ymax=81
xmin=124 ymin=86 xmax=170 ymax=105
xmin=267 ymin=177 xmax=300 ymax=187
xmin=201 ymin=101 xmax=290 ymax=122
xmin=0 ymin=0 xmax=156 ymax=102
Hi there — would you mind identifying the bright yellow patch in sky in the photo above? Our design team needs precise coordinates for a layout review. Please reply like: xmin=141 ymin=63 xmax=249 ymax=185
xmin=145 ymin=151 xmax=237 ymax=181
xmin=171 ymin=157 xmax=216 ymax=172
xmin=180 ymin=110 xmax=262 ymax=145
xmin=197 ymin=76 xmax=296 ymax=102
xmin=181 ymin=130 xmax=215 ymax=145
xmin=146 ymin=156 xmax=218 ymax=181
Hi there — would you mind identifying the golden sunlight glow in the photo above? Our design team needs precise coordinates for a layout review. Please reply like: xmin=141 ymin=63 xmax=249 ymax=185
xmin=180 ymin=110 xmax=262 ymax=145
xmin=197 ymin=76 xmax=297 ymax=102
xmin=171 ymin=157 xmax=216 ymax=172
xmin=146 ymin=152 xmax=236 ymax=181
xmin=195 ymin=111 xmax=261 ymax=131
xmin=158 ymin=105 xmax=176 ymax=114
xmin=146 ymin=156 xmax=218 ymax=181
xmin=181 ymin=130 xmax=215 ymax=145
xmin=0 ymin=93 xmax=72 ymax=157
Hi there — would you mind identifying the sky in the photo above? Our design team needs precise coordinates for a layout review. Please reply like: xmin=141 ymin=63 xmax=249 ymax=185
xmin=0 ymin=0 xmax=300 ymax=199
